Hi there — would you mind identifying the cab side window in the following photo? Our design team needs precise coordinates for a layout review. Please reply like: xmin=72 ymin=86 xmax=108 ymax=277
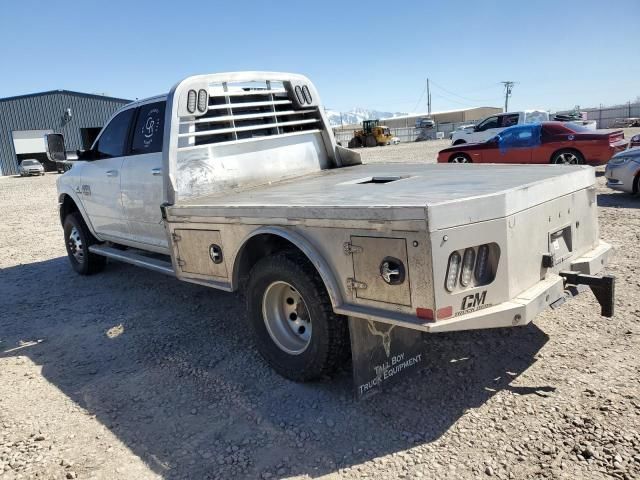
xmin=500 ymin=114 xmax=519 ymax=128
xmin=477 ymin=116 xmax=499 ymax=131
xmin=93 ymin=109 xmax=135 ymax=159
xmin=131 ymin=102 xmax=166 ymax=155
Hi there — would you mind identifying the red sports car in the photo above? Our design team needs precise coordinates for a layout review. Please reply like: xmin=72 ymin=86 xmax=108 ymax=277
xmin=437 ymin=121 xmax=627 ymax=165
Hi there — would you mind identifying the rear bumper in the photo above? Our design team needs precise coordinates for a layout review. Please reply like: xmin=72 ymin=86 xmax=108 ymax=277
xmin=425 ymin=240 xmax=613 ymax=333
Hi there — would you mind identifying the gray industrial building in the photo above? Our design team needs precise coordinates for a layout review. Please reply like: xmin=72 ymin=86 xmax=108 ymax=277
xmin=0 ymin=90 xmax=131 ymax=175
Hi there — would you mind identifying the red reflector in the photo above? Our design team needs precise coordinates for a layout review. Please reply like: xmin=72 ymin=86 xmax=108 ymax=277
xmin=416 ymin=308 xmax=434 ymax=321
xmin=437 ymin=306 xmax=453 ymax=319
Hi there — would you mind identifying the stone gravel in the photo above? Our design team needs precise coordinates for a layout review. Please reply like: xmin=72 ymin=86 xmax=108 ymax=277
xmin=0 ymin=136 xmax=639 ymax=479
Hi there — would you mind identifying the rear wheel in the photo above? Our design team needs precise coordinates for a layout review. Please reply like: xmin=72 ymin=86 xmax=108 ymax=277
xmin=449 ymin=153 xmax=472 ymax=163
xmin=453 ymin=140 xmax=466 ymax=145
xmin=551 ymin=150 xmax=584 ymax=165
xmin=365 ymin=135 xmax=377 ymax=148
xmin=63 ymin=212 xmax=106 ymax=275
xmin=246 ymin=251 xmax=349 ymax=381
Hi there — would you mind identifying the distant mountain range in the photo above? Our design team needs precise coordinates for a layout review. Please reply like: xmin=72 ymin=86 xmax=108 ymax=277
xmin=324 ymin=108 xmax=408 ymax=126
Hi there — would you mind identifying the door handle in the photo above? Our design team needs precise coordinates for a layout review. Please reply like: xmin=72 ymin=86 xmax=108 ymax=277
xmin=106 ymin=170 xmax=118 ymax=177
xmin=151 ymin=168 xmax=162 ymax=176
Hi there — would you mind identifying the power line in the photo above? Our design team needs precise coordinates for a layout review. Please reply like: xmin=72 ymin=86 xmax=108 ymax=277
xmin=429 ymin=79 xmax=500 ymax=104
xmin=412 ymin=79 xmax=429 ymax=113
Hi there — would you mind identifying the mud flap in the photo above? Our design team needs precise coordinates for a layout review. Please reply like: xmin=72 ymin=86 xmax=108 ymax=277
xmin=348 ymin=317 xmax=425 ymax=400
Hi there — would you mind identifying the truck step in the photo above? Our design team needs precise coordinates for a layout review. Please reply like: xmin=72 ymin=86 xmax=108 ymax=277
xmin=88 ymin=245 xmax=175 ymax=276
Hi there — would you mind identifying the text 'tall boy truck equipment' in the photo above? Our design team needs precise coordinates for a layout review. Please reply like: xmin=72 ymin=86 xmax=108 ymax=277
xmin=50 ymin=71 xmax=615 ymax=399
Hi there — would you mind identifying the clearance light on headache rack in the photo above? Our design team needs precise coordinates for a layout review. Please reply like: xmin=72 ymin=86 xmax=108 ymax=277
xmin=460 ymin=248 xmax=476 ymax=287
xmin=186 ymin=90 xmax=197 ymax=114
xmin=445 ymin=251 xmax=461 ymax=292
xmin=302 ymin=85 xmax=312 ymax=104
xmin=197 ymin=89 xmax=208 ymax=113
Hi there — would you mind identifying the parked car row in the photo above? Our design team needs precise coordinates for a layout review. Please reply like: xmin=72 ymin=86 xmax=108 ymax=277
xmin=439 ymin=119 xmax=640 ymax=196
xmin=438 ymin=121 xmax=626 ymax=166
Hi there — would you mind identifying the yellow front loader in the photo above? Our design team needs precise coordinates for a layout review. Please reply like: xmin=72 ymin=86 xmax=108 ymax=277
xmin=348 ymin=119 xmax=392 ymax=148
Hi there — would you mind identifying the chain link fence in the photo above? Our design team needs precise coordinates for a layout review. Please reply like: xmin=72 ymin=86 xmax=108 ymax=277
xmin=557 ymin=102 xmax=640 ymax=129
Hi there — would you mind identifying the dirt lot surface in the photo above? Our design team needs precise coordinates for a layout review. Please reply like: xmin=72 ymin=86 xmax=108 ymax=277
xmin=1 ymin=137 xmax=639 ymax=479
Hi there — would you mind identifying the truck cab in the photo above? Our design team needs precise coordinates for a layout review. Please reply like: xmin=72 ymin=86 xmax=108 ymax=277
xmin=57 ymin=96 xmax=168 ymax=252
xmin=451 ymin=110 xmax=549 ymax=145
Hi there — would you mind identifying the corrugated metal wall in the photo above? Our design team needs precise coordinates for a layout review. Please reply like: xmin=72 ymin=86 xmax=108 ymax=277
xmin=0 ymin=91 xmax=131 ymax=175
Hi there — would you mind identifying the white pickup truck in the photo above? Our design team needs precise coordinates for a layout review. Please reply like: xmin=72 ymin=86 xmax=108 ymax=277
xmin=451 ymin=110 xmax=549 ymax=145
xmin=48 ymin=72 xmax=614 ymax=398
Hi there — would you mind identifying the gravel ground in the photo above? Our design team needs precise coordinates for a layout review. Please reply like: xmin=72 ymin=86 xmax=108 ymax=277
xmin=1 ymin=136 xmax=639 ymax=479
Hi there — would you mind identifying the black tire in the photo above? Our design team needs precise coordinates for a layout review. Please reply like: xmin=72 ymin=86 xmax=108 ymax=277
xmin=246 ymin=251 xmax=350 ymax=381
xmin=453 ymin=139 xmax=466 ymax=145
xmin=449 ymin=153 xmax=472 ymax=163
xmin=348 ymin=136 xmax=362 ymax=148
xmin=364 ymin=135 xmax=377 ymax=148
xmin=63 ymin=212 xmax=106 ymax=275
xmin=551 ymin=149 xmax=584 ymax=165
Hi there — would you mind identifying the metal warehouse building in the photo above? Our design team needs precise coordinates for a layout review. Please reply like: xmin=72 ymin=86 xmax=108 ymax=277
xmin=378 ymin=106 xmax=502 ymax=129
xmin=0 ymin=90 xmax=131 ymax=176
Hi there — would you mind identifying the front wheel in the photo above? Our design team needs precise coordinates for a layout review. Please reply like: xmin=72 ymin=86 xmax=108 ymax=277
xmin=246 ymin=251 xmax=350 ymax=381
xmin=63 ymin=213 xmax=106 ymax=275
xmin=551 ymin=150 xmax=584 ymax=165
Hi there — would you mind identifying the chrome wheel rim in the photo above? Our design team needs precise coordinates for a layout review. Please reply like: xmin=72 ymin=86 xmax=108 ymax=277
xmin=67 ymin=226 xmax=84 ymax=264
xmin=555 ymin=152 xmax=578 ymax=164
xmin=262 ymin=281 xmax=312 ymax=355
xmin=451 ymin=155 xmax=470 ymax=163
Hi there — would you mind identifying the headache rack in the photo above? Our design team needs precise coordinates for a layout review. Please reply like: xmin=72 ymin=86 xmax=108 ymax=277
xmin=177 ymin=79 xmax=322 ymax=148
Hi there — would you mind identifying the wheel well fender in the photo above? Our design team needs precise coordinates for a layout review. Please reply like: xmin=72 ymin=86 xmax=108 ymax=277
xmin=232 ymin=227 xmax=343 ymax=308
xmin=449 ymin=152 xmax=470 ymax=162
xmin=58 ymin=192 xmax=100 ymax=239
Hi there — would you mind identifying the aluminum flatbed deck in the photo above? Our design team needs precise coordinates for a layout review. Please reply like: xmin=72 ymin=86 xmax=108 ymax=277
xmin=168 ymin=163 xmax=595 ymax=230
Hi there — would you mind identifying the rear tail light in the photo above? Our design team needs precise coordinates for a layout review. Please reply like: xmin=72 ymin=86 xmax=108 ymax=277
xmin=460 ymin=248 xmax=476 ymax=287
xmin=445 ymin=252 xmax=461 ymax=292
xmin=475 ymin=244 xmax=490 ymax=283
xmin=445 ymin=243 xmax=499 ymax=293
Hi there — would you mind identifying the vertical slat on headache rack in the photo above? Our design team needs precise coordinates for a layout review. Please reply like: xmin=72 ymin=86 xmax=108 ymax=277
xmin=222 ymin=82 xmax=238 ymax=141
xmin=266 ymin=80 xmax=281 ymax=135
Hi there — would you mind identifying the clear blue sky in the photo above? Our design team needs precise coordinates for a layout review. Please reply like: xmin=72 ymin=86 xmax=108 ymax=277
xmin=1 ymin=0 xmax=638 ymax=114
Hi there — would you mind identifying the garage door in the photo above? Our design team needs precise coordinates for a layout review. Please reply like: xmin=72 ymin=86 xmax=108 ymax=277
xmin=12 ymin=130 xmax=53 ymax=154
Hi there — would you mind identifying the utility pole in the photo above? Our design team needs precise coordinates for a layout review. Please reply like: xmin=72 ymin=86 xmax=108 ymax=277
xmin=427 ymin=78 xmax=431 ymax=117
xmin=501 ymin=81 xmax=515 ymax=112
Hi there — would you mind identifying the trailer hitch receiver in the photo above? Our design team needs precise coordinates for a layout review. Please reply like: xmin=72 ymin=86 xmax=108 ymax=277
xmin=559 ymin=271 xmax=615 ymax=317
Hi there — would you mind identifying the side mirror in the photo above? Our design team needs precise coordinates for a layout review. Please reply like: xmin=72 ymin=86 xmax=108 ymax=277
xmin=474 ymin=125 xmax=480 ymax=132
xmin=45 ymin=133 xmax=66 ymax=162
